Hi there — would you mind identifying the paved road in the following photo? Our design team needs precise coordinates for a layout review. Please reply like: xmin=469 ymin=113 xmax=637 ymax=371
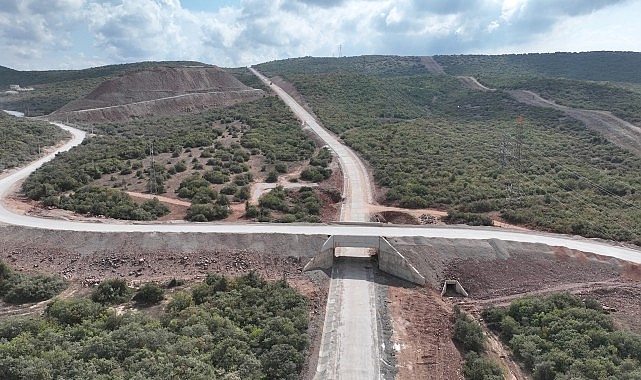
xmin=1 ymin=122 xmax=640 ymax=265
xmin=249 ymin=68 xmax=381 ymax=379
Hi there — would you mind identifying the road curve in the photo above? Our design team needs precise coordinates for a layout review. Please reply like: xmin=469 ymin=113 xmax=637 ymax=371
xmin=0 ymin=118 xmax=639 ymax=263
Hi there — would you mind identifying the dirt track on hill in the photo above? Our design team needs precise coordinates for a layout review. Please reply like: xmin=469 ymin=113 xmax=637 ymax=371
xmin=510 ymin=89 xmax=641 ymax=157
xmin=50 ymin=66 xmax=264 ymax=122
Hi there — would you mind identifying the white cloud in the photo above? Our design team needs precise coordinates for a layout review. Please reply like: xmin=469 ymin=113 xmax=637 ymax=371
xmin=0 ymin=0 xmax=638 ymax=70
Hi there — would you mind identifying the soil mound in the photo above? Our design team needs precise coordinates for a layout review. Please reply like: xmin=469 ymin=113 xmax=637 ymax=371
xmin=51 ymin=66 xmax=264 ymax=122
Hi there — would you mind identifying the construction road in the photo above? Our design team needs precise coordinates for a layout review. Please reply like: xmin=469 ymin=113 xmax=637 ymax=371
xmin=250 ymin=68 xmax=382 ymax=379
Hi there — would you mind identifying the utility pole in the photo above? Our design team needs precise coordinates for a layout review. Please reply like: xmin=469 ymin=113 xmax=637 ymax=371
xmin=499 ymin=115 xmax=526 ymax=206
xmin=149 ymin=141 xmax=156 ymax=194
xmin=515 ymin=114 xmax=524 ymax=172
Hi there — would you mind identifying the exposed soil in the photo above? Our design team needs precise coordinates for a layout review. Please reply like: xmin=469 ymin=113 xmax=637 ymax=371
xmin=456 ymin=76 xmax=493 ymax=91
xmin=50 ymin=66 xmax=264 ymax=122
xmin=421 ymin=56 xmax=447 ymax=75
xmin=388 ymin=284 xmax=464 ymax=380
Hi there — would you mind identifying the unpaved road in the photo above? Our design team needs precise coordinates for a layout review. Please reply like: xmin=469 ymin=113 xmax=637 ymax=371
xmin=457 ymin=76 xmax=493 ymax=91
xmin=510 ymin=89 xmax=641 ymax=157
xmin=249 ymin=68 xmax=373 ymax=222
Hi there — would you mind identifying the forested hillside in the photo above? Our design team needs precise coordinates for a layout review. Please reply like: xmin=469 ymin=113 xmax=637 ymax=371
xmin=256 ymin=54 xmax=641 ymax=244
xmin=0 ymin=112 xmax=70 ymax=171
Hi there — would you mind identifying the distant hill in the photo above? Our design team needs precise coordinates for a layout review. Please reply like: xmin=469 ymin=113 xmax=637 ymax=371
xmin=0 ymin=61 xmax=214 ymax=116
xmin=435 ymin=51 xmax=641 ymax=83
xmin=0 ymin=61 xmax=208 ymax=88
xmin=255 ymin=55 xmax=429 ymax=77
xmin=50 ymin=65 xmax=263 ymax=122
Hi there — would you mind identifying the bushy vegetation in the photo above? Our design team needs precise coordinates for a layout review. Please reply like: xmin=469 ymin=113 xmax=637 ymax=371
xmin=133 ymin=282 xmax=164 ymax=305
xmin=452 ymin=307 xmax=504 ymax=380
xmin=91 ymin=278 xmax=133 ymax=305
xmin=251 ymin=186 xmax=323 ymax=222
xmin=0 ymin=113 xmax=70 ymax=171
xmin=0 ymin=259 xmax=67 ymax=304
xmin=0 ymin=272 xmax=309 ymax=379
xmin=256 ymin=55 xmax=641 ymax=244
xmin=435 ymin=52 xmax=641 ymax=84
xmin=23 ymin=96 xmax=319 ymax=221
xmin=44 ymin=185 xmax=170 ymax=220
xmin=482 ymin=292 xmax=641 ymax=379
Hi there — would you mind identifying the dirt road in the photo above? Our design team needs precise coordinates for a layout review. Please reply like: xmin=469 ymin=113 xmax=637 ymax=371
xmin=509 ymin=89 xmax=641 ymax=157
xmin=457 ymin=76 xmax=493 ymax=91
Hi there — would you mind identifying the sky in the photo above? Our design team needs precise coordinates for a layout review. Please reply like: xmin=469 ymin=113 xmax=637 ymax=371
xmin=1 ymin=0 xmax=640 ymax=71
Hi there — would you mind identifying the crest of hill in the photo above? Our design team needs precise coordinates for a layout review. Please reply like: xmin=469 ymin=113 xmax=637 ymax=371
xmin=57 ymin=65 xmax=254 ymax=112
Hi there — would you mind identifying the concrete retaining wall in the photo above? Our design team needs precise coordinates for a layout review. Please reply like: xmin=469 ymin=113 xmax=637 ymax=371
xmin=377 ymin=237 xmax=426 ymax=285
xmin=303 ymin=235 xmax=426 ymax=285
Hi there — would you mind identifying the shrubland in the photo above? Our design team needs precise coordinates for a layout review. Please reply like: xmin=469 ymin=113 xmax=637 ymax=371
xmin=0 ymin=272 xmax=309 ymax=379
xmin=482 ymin=292 xmax=641 ymax=379
xmin=23 ymin=96 xmax=327 ymax=221
xmin=0 ymin=259 xmax=67 ymax=304
xmin=0 ymin=112 xmax=70 ymax=171
xmin=256 ymin=55 xmax=641 ymax=244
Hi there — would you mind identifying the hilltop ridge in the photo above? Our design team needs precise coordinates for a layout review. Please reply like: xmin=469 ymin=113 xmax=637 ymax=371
xmin=50 ymin=65 xmax=263 ymax=122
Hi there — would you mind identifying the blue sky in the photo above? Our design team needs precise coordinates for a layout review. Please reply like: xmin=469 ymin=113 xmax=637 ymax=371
xmin=1 ymin=0 xmax=640 ymax=70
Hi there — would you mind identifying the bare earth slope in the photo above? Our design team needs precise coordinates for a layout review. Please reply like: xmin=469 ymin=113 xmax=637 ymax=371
xmin=50 ymin=66 xmax=263 ymax=122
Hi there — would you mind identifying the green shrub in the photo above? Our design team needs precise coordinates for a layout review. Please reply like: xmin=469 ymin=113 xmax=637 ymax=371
xmin=141 ymin=197 xmax=170 ymax=217
xmin=185 ymin=203 xmax=230 ymax=221
xmin=453 ymin=307 xmax=487 ymax=353
xmin=45 ymin=297 xmax=105 ymax=325
xmin=3 ymin=274 xmax=68 ymax=304
xmin=463 ymin=352 xmax=504 ymax=380
xmin=91 ymin=279 xmax=132 ymax=305
xmin=133 ymin=283 xmax=164 ymax=305
xmin=0 ymin=259 xmax=67 ymax=304
xmin=165 ymin=291 xmax=193 ymax=313
xmin=165 ymin=278 xmax=185 ymax=288
xmin=443 ymin=210 xmax=493 ymax=226
xmin=266 ymin=170 xmax=279 ymax=183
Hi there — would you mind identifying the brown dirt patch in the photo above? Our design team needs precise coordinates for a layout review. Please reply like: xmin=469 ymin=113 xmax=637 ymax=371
xmin=373 ymin=211 xmax=420 ymax=225
xmin=389 ymin=286 xmax=463 ymax=380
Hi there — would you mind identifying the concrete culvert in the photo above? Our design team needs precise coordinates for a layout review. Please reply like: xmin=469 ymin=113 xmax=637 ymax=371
xmin=441 ymin=280 xmax=468 ymax=297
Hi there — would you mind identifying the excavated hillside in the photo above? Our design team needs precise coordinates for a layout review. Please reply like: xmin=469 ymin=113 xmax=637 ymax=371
xmin=50 ymin=66 xmax=264 ymax=122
